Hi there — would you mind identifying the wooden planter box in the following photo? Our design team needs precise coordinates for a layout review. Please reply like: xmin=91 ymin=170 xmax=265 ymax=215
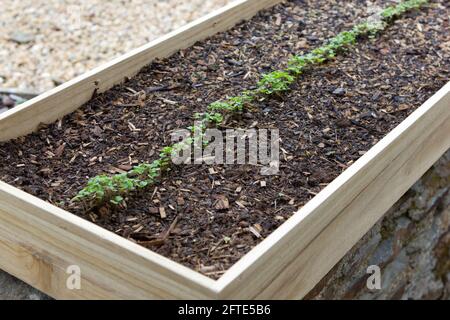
xmin=0 ymin=0 xmax=449 ymax=299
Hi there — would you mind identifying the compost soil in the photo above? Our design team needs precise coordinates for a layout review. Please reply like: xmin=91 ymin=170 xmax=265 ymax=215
xmin=0 ymin=0 xmax=449 ymax=278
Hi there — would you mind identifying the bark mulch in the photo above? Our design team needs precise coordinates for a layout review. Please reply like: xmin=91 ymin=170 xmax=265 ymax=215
xmin=0 ymin=0 xmax=449 ymax=279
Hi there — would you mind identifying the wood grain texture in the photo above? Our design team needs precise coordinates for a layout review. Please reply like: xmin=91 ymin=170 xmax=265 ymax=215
xmin=0 ymin=0 xmax=448 ymax=300
xmin=0 ymin=182 xmax=218 ymax=299
xmin=0 ymin=0 xmax=284 ymax=299
xmin=217 ymin=82 xmax=450 ymax=299
xmin=0 ymin=0 xmax=284 ymax=142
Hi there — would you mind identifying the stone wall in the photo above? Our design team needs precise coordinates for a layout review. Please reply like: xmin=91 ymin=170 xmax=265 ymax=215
xmin=306 ymin=150 xmax=450 ymax=300
xmin=0 ymin=271 xmax=48 ymax=300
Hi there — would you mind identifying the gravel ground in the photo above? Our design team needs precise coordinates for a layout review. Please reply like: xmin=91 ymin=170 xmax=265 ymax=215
xmin=0 ymin=0 xmax=231 ymax=300
xmin=0 ymin=0 xmax=231 ymax=93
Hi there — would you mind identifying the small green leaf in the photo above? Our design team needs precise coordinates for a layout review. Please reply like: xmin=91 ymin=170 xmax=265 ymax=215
xmin=110 ymin=195 xmax=124 ymax=205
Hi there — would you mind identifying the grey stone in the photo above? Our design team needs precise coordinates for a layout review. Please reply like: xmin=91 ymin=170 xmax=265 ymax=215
xmin=358 ymin=251 xmax=409 ymax=300
xmin=308 ymin=150 xmax=450 ymax=300
xmin=395 ymin=216 xmax=412 ymax=231
xmin=332 ymin=87 xmax=346 ymax=96
xmin=8 ymin=31 xmax=35 ymax=44
xmin=374 ymin=250 xmax=410 ymax=300
xmin=356 ymin=232 xmax=382 ymax=262
xmin=369 ymin=238 xmax=395 ymax=267
xmin=0 ymin=270 xmax=49 ymax=300
xmin=408 ymin=208 xmax=427 ymax=222
xmin=404 ymin=252 xmax=443 ymax=299
xmin=0 ymin=106 xmax=9 ymax=115
xmin=391 ymin=195 xmax=413 ymax=218
xmin=393 ymin=216 xmax=412 ymax=248
xmin=1 ymin=95 xmax=15 ymax=107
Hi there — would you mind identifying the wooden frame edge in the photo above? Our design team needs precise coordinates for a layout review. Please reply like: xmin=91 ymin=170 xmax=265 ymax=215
xmin=0 ymin=181 xmax=220 ymax=299
xmin=0 ymin=0 xmax=286 ymax=299
xmin=4 ymin=82 xmax=446 ymax=299
xmin=0 ymin=0 xmax=447 ymax=299
xmin=216 ymin=82 xmax=450 ymax=299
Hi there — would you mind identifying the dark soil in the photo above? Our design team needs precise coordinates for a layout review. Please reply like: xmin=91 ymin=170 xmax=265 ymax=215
xmin=0 ymin=0 xmax=449 ymax=279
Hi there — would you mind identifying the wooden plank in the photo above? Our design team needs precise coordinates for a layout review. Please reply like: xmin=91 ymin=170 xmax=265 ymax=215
xmin=0 ymin=0 xmax=448 ymax=300
xmin=0 ymin=182 xmax=219 ymax=299
xmin=0 ymin=0 xmax=284 ymax=300
xmin=3 ymin=86 xmax=446 ymax=300
xmin=0 ymin=0 xmax=283 ymax=142
xmin=216 ymin=82 xmax=450 ymax=299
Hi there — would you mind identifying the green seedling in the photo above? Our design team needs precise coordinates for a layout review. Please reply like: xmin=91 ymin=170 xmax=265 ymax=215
xmin=381 ymin=0 xmax=428 ymax=20
xmin=74 ymin=0 xmax=428 ymax=208
xmin=257 ymin=71 xmax=295 ymax=95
